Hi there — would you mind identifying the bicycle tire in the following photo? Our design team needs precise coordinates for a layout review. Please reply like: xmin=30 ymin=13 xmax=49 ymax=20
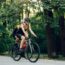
xmin=26 ymin=42 xmax=40 ymax=62
xmin=11 ymin=44 xmax=21 ymax=61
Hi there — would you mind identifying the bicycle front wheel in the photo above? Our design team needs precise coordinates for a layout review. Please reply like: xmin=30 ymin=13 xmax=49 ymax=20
xmin=11 ymin=44 xmax=21 ymax=61
xmin=27 ymin=42 xmax=40 ymax=62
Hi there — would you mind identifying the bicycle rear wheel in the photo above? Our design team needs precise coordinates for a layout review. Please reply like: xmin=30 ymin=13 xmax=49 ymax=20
xmin=27 ymin=42 xmax=40 ymax=62
xmin=11 ymin=44 xmax=21 ymax=61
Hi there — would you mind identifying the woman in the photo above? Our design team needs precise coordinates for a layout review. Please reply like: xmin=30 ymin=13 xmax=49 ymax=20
xmin=13 ymin=18 xmax=37 ymax=52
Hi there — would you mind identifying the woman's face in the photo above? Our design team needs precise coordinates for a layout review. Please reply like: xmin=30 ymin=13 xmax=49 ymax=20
xmin=23 ymin=22 xmax=29 ymax=29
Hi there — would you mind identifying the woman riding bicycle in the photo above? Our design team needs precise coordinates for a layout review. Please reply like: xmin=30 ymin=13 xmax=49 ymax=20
xmin=13 ymin=18 xmax=37 ymax=53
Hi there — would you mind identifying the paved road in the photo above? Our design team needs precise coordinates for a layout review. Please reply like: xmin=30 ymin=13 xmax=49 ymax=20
xmin=0 ymin=56 xmax=65 ymax=65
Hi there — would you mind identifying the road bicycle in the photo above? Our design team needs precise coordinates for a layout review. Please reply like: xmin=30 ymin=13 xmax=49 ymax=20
xmin=9 ymin=38 xmax=40 ymax=62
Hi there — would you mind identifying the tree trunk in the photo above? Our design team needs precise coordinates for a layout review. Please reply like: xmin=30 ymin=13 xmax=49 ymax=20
xmin=44 ymin=9 xmax=58 ymax=58
xmin=46 ymin=23 xmax=57 ymax=58
xmin=59 ymin=15 xmax=65 ymax=56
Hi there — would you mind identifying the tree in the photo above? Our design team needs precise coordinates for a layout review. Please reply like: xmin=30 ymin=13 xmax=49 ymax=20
xmin=0 ymin=2 xmax=22 ymax=53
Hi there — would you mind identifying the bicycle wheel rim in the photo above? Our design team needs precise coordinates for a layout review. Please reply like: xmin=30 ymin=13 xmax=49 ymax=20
xmin=11 ymin=44 xmax=21 ymax=61
xmin=27 ymin=42 xmax=40 ymax=62
xmin=12 ymin=51 xmax=21 ymax=61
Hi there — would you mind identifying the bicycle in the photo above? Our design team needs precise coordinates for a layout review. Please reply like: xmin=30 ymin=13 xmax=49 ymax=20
xmin=9 ymin=38 xmax=40 ymax=62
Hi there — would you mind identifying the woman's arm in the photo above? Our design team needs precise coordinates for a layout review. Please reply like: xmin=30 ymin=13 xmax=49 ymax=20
xmin=29 ymin=23 xmax=37 ymax=37
xmin=20 ymin=24 xmax=28 ymax=38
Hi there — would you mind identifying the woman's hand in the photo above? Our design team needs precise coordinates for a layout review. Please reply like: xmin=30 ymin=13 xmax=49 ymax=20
xmin=20 ymin=24 xmax=28 ymax=38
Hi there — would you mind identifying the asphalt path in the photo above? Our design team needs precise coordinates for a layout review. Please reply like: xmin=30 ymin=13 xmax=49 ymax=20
xmin=0 ymin=56 xmax=65 ymax=65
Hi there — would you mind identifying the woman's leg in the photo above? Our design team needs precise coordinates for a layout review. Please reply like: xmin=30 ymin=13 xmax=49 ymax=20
xmin=20 ymin=36 xmax=25 ymax=49
xmin=19 ymin=36 xmax=25 ymax=56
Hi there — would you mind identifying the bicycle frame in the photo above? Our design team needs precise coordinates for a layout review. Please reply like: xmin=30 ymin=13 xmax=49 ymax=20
xmin=26 ymin=38 xmax=33 ymax=53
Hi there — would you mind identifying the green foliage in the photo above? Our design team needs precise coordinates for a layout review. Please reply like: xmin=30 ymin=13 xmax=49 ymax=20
xmin=30 ymin=12 xmax=47 ymax=53
xmin=0 ymin=0 xmax=65 ymax=55
xmin=0 ymin=2 xmax=22 ymax=53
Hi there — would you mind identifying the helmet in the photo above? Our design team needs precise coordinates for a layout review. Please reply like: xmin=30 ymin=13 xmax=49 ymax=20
xmin=24 ymin=18 xmax=30 ymax=23
xmin=21 ymin=18 xmax=30 ymax=25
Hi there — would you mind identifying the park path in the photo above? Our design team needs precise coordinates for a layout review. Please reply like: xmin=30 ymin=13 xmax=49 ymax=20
xmin=0 ymin=56 xmax=65 ymax=65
